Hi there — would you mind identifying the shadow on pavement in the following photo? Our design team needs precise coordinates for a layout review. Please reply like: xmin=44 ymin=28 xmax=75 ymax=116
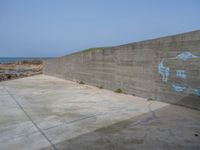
xmin=41 ymin=102 xmax=200 ymax=150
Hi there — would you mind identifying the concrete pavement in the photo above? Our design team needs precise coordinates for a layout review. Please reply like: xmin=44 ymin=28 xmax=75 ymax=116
xmin=0 ymin=75 xmax=199 ymax=150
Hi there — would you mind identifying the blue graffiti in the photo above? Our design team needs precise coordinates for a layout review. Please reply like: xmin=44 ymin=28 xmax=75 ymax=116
xmin=158 ymin=60 xmax=170 ymax=82
xmin=158 ymin=51 xmax=200 ymax=95
xmin=175 ymin=52 xmax=199 ymax=61
xmin=172 ymin=84 xmax=186 ymax=92
xmin=176 ymin=70 xmax=187 ymax=79
xmin=193 ymin=89 xmax=200 ymax=96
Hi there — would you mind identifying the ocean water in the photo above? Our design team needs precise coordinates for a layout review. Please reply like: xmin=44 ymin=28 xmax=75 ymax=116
xmin=0 ymin=57 xmax=51 ymax=64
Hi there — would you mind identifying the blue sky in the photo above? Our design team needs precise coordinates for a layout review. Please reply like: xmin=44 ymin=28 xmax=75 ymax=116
xmin=0 ymin=0 xmax=200 ymax=57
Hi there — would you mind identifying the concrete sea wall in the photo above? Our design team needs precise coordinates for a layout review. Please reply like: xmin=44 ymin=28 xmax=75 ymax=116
xmin=44 ymin=30 xmax=200 ymax=110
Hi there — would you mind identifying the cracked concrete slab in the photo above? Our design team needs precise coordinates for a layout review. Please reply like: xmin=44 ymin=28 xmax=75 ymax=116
xmin=0 ymin=75 xmax=199 ymax=150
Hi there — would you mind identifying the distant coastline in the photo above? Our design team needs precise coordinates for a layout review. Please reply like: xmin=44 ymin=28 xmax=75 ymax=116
xmin=0 ymin=57 xmax=51 ymax=64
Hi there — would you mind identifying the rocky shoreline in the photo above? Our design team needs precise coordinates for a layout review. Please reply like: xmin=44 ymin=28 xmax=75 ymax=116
xmin=0 ymin=60 xmax=43 ymax=81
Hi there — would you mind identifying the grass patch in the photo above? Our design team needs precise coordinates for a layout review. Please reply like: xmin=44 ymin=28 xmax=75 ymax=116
xmin=80 ymin=47 xmax=109 ymax=53
xmin=79 ymin=81 xmax=85 ymax=84
xmin=147 ymin=98 xmax=153 ymax=101
xmin=114 ymin=88 xmax=123 ymax=93
xmin=82 ymin=48 xmax=102 ymax=53
xmin=98 ymin=86 xmax=103 ymax=89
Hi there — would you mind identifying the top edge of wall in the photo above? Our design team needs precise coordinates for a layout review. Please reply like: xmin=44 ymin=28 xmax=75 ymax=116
xmin=49 ymin=30 xmax=200 ymax=59
xmin=119 ymin=30 xmax=200 ymax=47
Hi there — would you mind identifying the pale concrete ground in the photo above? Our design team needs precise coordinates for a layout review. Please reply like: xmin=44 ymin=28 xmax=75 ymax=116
xmin=0 ymin=75 xmax=199 ymax=150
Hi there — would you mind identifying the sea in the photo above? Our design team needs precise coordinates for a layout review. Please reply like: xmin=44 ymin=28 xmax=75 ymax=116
xmin=0 ymin=57 xmax=51 ymax=64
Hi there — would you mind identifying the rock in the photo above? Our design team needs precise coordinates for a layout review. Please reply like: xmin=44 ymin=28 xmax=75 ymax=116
xmin=0 ymin=60 xmax=43 ymax=81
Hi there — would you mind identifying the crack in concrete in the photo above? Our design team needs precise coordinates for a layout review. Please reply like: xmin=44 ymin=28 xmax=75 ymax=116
xmin=43 ymin=112 xmax=108 ymax=131
xmin=122 ymin=102 xmax=158 ymax=128
xmin=42 ymin=105 xmax=132 ymax=131
xmin=148 ymin=102 xmax=158 ymax=119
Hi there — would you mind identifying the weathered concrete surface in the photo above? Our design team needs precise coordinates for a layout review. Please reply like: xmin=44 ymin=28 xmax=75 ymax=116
xmin=0 ymin=75 xmax=199 ymax=150
xmin=44 ymin=30 xmax=200 ymax=110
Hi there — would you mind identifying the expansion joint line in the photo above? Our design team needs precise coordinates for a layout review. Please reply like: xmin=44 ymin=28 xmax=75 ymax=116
xmin=2 ymin=83 xmax=58 ymax=150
